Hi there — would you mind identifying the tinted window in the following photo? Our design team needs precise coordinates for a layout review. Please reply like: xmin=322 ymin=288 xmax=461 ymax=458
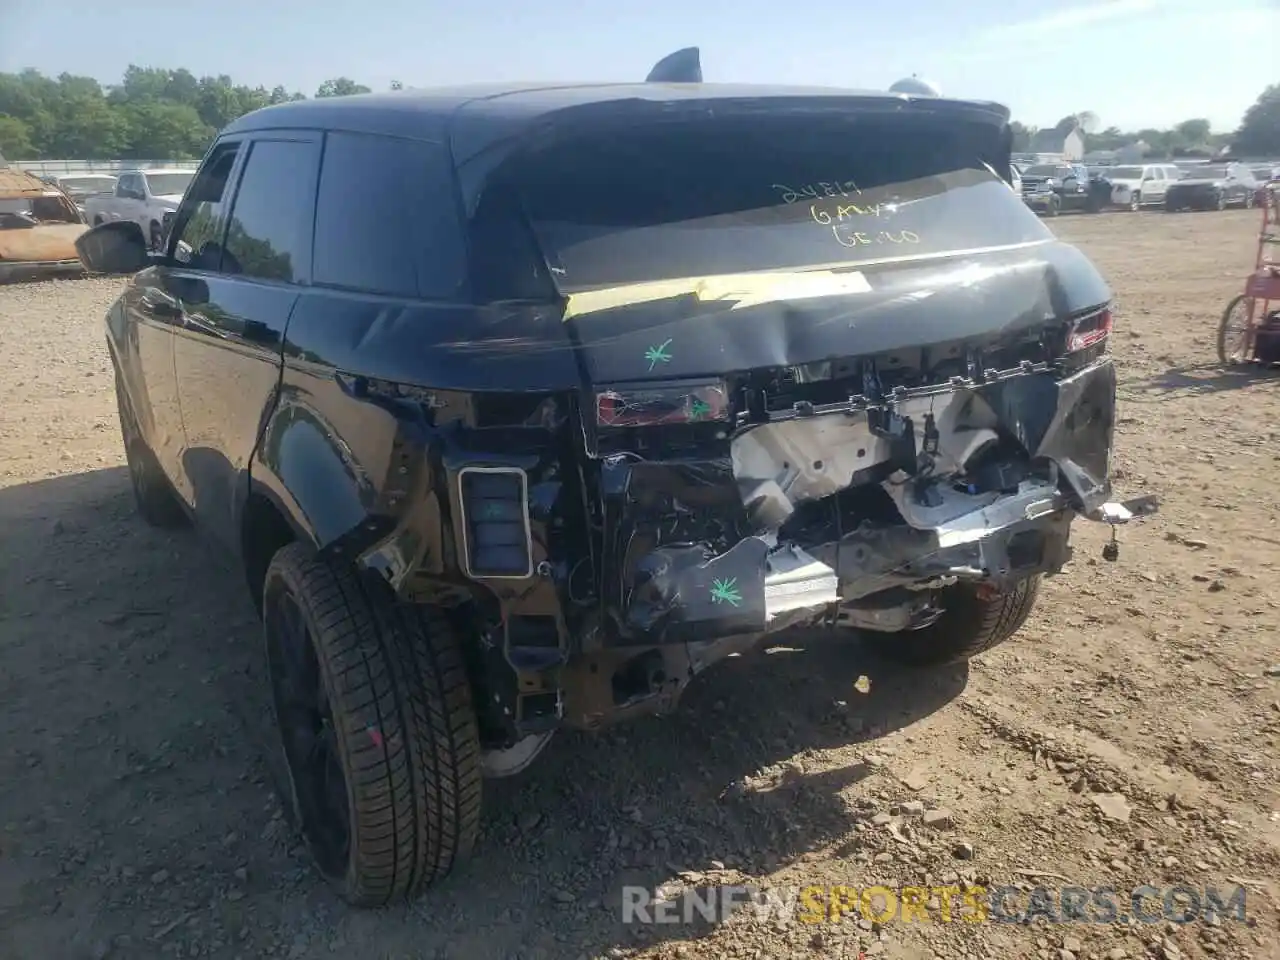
xmin=512 ymin=112 xmax=1051 ymax=293
xmin=312 ymin=132 xmax=464 ymax=299
xmin=223 ymin=139 xmax=319 ymax=283
xmin=171 ymin=144 xmax=240 ymax=269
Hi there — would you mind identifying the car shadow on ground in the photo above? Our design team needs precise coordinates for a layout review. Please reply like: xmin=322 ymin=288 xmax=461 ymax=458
xmin=0 ymin=467 xmax=966 ymax=960
xmin=1127 ymin=360 xmax=1278 ymax=398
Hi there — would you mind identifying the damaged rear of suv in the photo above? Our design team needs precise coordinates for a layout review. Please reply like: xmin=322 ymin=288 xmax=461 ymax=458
xmin=83 ymin=75 xmax=1155 ymax=906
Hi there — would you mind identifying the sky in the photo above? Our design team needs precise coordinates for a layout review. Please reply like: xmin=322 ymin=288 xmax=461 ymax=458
xmin=2 ymin=0 xmax=1276 ymax=133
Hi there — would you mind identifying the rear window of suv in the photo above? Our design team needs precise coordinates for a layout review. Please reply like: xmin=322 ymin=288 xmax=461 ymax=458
xmin=505 ymin=111 xmax=1051 ymax=294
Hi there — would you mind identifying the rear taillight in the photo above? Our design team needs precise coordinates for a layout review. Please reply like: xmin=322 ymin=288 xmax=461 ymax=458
xmin=596 ymin=382 xmax=729 ymax=428
xmin=1066 ymin=306 xmax=1113 ymax=353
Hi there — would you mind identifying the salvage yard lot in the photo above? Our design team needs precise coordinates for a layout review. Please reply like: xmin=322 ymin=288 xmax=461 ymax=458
xmin=1 ymin=210 xmax=1278 ymax=960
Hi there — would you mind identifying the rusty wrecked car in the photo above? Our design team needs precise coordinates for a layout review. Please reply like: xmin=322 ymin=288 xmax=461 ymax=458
xmin=0 ymin=167 xmax=89 ymax=282
xmin=76 ymin=55 xmax=1157 ymax=905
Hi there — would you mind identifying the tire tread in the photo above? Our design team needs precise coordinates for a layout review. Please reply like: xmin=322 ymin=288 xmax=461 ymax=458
xmin=265 ymin=543 xmax=481 ymax=907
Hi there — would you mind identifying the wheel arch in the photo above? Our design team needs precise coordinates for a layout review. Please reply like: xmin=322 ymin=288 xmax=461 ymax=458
xmin=241 ymin=390 xmax=386 ymax=609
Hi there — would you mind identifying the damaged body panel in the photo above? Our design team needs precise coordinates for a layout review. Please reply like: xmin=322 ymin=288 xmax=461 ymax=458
xmin=89 ymin=80 xmax=1157 ymax=902
xmin=0 ymin=169 xmax=88 ymax=282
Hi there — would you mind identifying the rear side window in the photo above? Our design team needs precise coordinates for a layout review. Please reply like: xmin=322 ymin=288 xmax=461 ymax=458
xmin=508 ymin=111 xmax=1052 ymax=293
xmin=222 ymin=138 xmax=320 ymax=283
xmin=312 ymin=132 xmax=464 ymax=299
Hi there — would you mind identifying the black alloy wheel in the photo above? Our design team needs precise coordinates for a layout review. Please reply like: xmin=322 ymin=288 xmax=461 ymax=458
xmin=266 ymin=585 xmax=351 ymax=880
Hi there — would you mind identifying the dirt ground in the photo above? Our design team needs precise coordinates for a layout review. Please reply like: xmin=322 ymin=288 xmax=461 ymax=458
xmin=1 ymin=209 xmax=1278 ymax=960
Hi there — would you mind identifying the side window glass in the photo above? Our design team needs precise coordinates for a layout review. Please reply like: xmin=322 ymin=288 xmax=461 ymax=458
xmin=313 ymin=131 xmax=465 ymax=299
xmin=222 ymin=139 xmax=319 ymax=283
xmin=119 ymin=174 xmax=135 ymax=197
xmin=171 ymin=145 xmax=240 ymax=269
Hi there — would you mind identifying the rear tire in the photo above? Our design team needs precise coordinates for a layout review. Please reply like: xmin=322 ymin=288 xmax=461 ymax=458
xmin=262 ymin=543 xmax=482 ymax=907
xmin=871 ymin=577 xmax=1042 ymax=667
xmin=114 ymin=369 xmax=186 ymax=528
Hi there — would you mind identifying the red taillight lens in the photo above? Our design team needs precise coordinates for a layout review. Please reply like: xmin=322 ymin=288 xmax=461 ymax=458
xmin=1067 ymin=306 xmax=1112 ymax=353
xmin=596 ymin=382 xmax=729 ymax=427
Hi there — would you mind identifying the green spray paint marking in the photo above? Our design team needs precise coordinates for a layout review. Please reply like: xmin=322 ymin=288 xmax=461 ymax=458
xmin=710 ymin=577 xmax=743 ymax=607
xmin=644 ymin=339 xmax=673 ymax=371
xmin=689 ymin=397 xmax=711 ymax=420
xmin=482 ymin=503 xmax=504 ymax=520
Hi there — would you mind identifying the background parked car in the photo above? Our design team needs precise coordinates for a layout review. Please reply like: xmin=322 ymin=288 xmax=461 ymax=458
xmin=81 ymin=168 xmax=194 ymax=249
xmin=1164 ymin=164 xmax=1258 ymax=212
xmin=1101 ymin=163 xmax=1180 ymax=211
xmin=1020 ymin=162 xmax=1109 ymax=216
xmin=0 ymin=168 xmax=88 ymax=282
xmin=1250 ymin=165 xmax=1279 ymax=207
xmin=40 ymin=173 xmax=118 ymax=218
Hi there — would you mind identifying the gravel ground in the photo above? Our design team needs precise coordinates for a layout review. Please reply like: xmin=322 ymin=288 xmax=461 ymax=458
xmin=1 ymin=209 xmax=1278 ymax=960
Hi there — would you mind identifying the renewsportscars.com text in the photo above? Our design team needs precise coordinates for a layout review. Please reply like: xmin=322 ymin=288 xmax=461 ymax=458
xmin=621 ymin=883 xmax=1248 ymax=926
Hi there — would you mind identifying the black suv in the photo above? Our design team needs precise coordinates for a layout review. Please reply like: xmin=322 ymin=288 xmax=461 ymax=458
xmin=76 ymin=75 xmax=1154 ymax=906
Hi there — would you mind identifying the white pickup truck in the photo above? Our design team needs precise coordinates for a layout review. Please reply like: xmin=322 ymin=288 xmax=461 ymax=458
xmin=82 ymin=168 xmax=195 ymax=250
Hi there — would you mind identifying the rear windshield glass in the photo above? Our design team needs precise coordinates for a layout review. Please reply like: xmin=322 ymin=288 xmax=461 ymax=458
xmin=61 ymin=176 xmax=117 ymax=194
xmin=145 ymin=173 xmax=194 ymax=197
xmin=509 ymin=113 xmax=1050 ymax=293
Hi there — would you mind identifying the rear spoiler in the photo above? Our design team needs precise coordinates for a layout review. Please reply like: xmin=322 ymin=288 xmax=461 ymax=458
xmin=645 ymin=47 xmax=702 ymax=83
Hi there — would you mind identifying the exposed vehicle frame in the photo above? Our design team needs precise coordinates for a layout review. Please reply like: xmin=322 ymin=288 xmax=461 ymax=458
xmin=76 ymin=64 xmax=1157 ymax=906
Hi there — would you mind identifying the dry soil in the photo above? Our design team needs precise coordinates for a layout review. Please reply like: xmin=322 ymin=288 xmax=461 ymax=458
xmin=1 ymin=209 xmax=1278 ymax=960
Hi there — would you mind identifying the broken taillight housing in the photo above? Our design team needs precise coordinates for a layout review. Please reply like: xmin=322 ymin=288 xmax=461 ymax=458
xmin=1066 ymin=306 xmax=1113 ymax=353
xmin=596 ymin=381 xmax=730 ymax=427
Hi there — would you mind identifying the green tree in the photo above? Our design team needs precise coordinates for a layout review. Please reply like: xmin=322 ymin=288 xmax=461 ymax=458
xmin=1175 ymin=118 xmax=1211 ymax=145
xmin=315 ymin=77 xmax=371 ymax=98
xmin=0 ymin=115 xmax=35 ymax=158
xmin=1052 ymin=114 xmax=1080 ymax=136
xmin=1009 ymin=121 xmax=1033 ymax=153
xmin=1233 ymin=84 xmax=1280 ymax=156
xmin=119 ymin=101 xmax=213 ymax=159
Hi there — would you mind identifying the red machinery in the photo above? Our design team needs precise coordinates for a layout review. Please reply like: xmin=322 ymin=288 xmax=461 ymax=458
xmin=1218 ymin=179 xmax=1280 ymax=366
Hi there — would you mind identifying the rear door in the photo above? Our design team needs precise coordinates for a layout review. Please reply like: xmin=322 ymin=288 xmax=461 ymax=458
xmin=1154 ymin=165 xmax=1178 ymax=202
xmin=111 ymin=173 xmax=137 ymax=223
xmin=171 ymin=134 xmax=320 ymax=551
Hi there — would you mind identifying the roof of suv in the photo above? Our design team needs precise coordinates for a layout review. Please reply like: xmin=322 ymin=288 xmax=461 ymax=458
xmin=222 ymin=83 xmax=1012 ymax=153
